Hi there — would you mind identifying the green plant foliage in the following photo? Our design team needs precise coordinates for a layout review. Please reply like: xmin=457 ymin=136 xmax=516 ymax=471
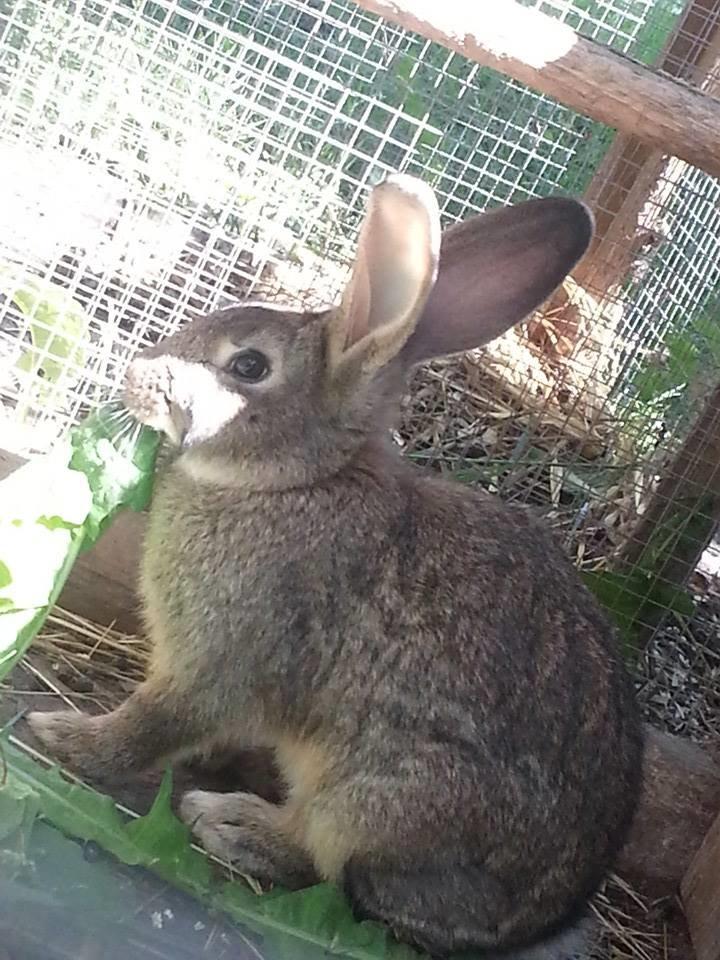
xmin=0 ymin=775 xmax=39 ymax=849
xmin=0 ymin=407 xmax=159 ymax=680
xmin=0 ymin=454 xmax=91 ymax=677
xmin=631 ymin=309 xmax=720 ymax=409
xmin=3 ymin=742 xmax=148 ymax=865
xmin=1 ymin=743 xmax=421 ymax=960
xmin=69 ymin=406 xmax=160 ymax=543
xmin=581 ymin=568 xmax=694 ymax=653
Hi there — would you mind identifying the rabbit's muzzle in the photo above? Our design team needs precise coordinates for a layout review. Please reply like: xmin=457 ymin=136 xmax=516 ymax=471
xmin=123 ymin=354 xmax=247 ymax=448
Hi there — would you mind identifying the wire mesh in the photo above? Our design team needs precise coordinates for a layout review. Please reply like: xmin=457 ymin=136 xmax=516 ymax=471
xmin=1 ymin=0 xmax=720 ymax=741
xmin=0 ymin=0 xmax=663 ymax=449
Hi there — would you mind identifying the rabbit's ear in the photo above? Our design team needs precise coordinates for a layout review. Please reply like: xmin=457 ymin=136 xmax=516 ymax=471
xmin=399 ymin=197 xmax=594 ymax=366
xmin=327 ymin=174 xmax=440 ymax=377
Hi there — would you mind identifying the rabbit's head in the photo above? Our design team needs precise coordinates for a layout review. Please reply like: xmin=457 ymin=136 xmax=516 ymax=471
xmin=124 ymin=175 xmax=592 ymax=487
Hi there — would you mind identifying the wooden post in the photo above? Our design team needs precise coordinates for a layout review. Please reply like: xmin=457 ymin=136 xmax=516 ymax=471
xmin=577 ymin=0 xmax=720 ymax=296
xmin=351 ymin=0 xmax=720 ymax=179
xmin=535 ymin=1 xmax=720 ymax=359
xmin=533 ymin=0 xmax=720 ymax=362
xmin=682 ymin=808 xmax=720 ymax=960
xmin=618 ymin=726 xmax=720 ymax=891
xmin=574 ymin=139 xmax=667 ymax=296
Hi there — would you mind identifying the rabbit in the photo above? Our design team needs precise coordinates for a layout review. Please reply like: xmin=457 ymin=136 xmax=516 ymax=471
xmin=29 ymin=174 xmax=643 ymax=959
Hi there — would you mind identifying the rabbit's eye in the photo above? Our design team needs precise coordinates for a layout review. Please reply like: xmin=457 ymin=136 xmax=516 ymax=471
xmin=227 ymin=349 xmax=270 ymax=383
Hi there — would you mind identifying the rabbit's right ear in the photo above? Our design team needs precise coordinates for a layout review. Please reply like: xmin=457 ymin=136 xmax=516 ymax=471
xmin=399 ymin=197 xmax=594 ymax=366
xmin=326 ymin=174 xmax=440 ymax=385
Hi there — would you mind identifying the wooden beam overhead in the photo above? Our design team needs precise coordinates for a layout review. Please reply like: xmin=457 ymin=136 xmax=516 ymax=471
xmin=352 ymin=0 xmax=720 ymax=179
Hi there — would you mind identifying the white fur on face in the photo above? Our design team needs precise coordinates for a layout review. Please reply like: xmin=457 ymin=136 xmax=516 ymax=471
xmin=125 ymin=355 xmax=247 ymax=445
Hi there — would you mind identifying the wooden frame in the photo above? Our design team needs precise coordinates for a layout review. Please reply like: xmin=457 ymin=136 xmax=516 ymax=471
xmin=351 ymin=0 xmax=720 ymax=179
xmin=577 ymin=0 xmax=720 ymax=296
xmin=683 ymin=808 xmax=720 ymax=960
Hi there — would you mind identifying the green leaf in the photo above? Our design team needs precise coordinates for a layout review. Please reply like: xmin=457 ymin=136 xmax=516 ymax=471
xmin=70 ymin=406 xmax=160 ymax=543
xmin=3 ymin=743 xmax=154 ymax=866
xmin=0 ymin=744 xmax=426 ymax=960
xmin=0 ymin=446 xmax=92 ymax=529
xmin=0 ymin=474 xmax=88 ymax=610
xmin=0 ymin=452 xmax=91 ymax=680
xmin=0 ymin=405 xmax=159 ymax=680
xmin=0 ymin=777 xmax=39 ymax=847
xmin=0 ymin=779 xmax=39 ymax=879
xmin=125 ymin=769 xmax=213 ymax=894
xmin=220 ymin=882 xmax=421 ymax=960
xmin=0 ymin=532 xmax=85 ymax=680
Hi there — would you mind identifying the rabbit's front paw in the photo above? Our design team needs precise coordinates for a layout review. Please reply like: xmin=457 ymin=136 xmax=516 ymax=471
xmin=180 ymin=789 xmax=271 ymax=863
xmin=27 ymin=710 xmax=100 ymax=775
xmin=180 ymin=790 xmax=317 ymax=888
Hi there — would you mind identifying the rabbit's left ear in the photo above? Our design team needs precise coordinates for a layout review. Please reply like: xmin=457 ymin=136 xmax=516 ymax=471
xmin=327 ymin=174 xmax=440 ymax=380
xmin=399 ymin=196 xmax=594 ymax=366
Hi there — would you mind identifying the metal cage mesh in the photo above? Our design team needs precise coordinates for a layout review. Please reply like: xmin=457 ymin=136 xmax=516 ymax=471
xmin=0 ymin=0 xmax=686 ymax=444
xmin=1 ymin=0 xmax=720 ymax=745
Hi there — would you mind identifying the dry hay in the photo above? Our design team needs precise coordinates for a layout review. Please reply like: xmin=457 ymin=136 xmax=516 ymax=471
xmin=397 ymin=280 xmax=643 ymax=573
xmin=400 ymin=277 xmax=625 ymax=467
xmin=3 ymin=608 xmax=707 ymax=960
xmin=29 ymin=609 xmax=147 ymax=707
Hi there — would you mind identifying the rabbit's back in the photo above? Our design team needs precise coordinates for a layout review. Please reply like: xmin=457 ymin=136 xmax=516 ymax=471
xmin=315 ymin=459 xmax=639 ymax=949
xmin=314 ymin=462 xmax=640 ymax=885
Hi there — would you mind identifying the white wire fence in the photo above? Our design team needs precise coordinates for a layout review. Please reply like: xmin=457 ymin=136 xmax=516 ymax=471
xmin=2 ymin=0 xmax=720 ymax=640
xmin=0 ymin=0 xmax=702 ymax=447
xmin=0 ymin=0 xmax=719 ymax=732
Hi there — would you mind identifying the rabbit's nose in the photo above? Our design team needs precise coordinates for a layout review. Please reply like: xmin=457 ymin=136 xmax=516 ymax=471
xmin=123 ymin=356 xmax=173 ymax=421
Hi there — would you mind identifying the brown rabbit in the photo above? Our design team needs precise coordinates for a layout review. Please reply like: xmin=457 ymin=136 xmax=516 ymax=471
xmin=30 ymin=175 xmax=642 ymax=959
